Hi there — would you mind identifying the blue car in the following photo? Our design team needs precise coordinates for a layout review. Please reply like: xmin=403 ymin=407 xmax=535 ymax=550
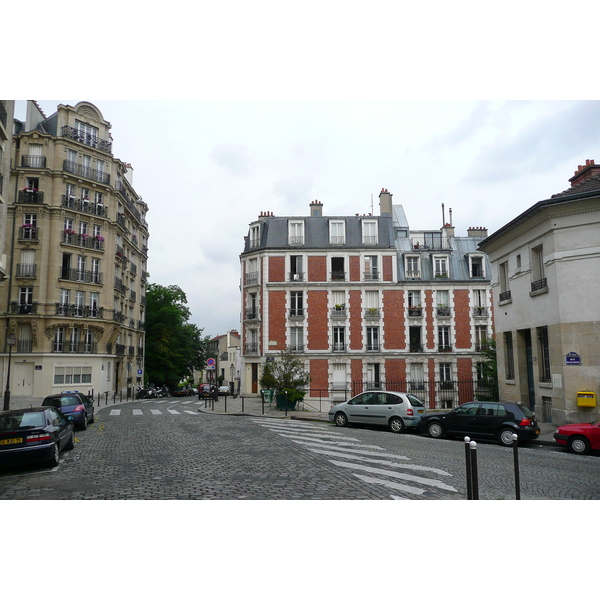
xmin=42 ymin=391 xmax=95 ymax=430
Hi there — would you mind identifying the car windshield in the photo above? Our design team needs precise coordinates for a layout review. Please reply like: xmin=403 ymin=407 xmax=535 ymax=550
xmin=407 ymin=394 xmax=425 ymax=407
xmin=44 ymin=396 xmax=79 ymax=407
xmin=0 ymin=412 xmax=45 ymax=430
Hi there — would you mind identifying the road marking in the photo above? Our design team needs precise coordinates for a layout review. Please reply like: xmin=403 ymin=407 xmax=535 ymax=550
xmin=287 ymin=438 xmax=408 ymax=459
xmin=328 ymin=460 xmax=458 ymax=492
xmin=277 ymin=434 xmax=385 ymax=450
xmin=133 ymin=409 xmax=143 ymax=415
xmin=184 ymin=410 xmax=197 ymax=415
xmin=167 ymin=409 xmax=180 ymax=414
xmin=353 ymin=474 xmax=425 ymax=496
xmin=109 ymin=409 xmax=121 ymax=416
xmin=151 ymin=409 xmax=162 ymax=415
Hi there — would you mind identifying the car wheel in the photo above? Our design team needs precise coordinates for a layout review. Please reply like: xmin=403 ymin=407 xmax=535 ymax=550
xmin=334 ymin=412 xmax=348 ymax=427
xmin=65 ymin=431 xmax=75 ymax=451
xmin=568 ymin=436 xmax=591 ymax=455
xmin=47 ymin=443 xmax=60 ymax=467
xmin=389 ymin=416 xmax=405 ymax=433
xmin=428 ymin=421 xmax=444 ymax=438
xmin=88 ymin=411 xmax=95 ymax=424
xmin=79 ymin=414 xmax=88 ymax=430
xmin=499 ymin=428 xmax=517 ymax=446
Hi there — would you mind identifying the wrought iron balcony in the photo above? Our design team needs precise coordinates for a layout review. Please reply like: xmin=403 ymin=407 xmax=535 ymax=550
xmin=364 ymin=308 xmax=381 ymax=319
xmin=245 ymin=308 xmax=258 ymax=320
xmin=366 ymin=343 xmax=380 ymax=352
xmin=10 ymin=301 xmax=38 ymax=315
xmin=55 ymin=304 xmax=104 ymax=318
xmin=330 ymin=271 xmax=346 ymax=281
xmin=531 ymin=278 xmax=548 ymax=293
xmin=499 ymin=290 xmax=512 ymax=302
xmin=17 ymin=189 xmax=44 ymax=204
xmin=438 ymin=345 xmax=453 ymax=352
xmin=406 ymin=270 xmax=421 ymax=279
xmin=245 ymin=271 xmax=259 ymax=285
xmin=63 ymin=159 xmax=110 ymax=184
xmin=288 ymin=236 xmax=304 ymax=246
xmin=18 ymin=225 xmax=39 ymax=241
xmin=289 ymin=344 xmax=305 ymax=353
xmin=409 ymin=343 xmax=423 ymax=353
xmin=61 ymin=125 xmax=112 ymax=153
xmin=52 ymin=342 xmax=98 ymax=354
xmin=245 ymin=343 xmax=259 ymax=355
xmin=330 ymin=308 xmax=347 ymax=319
xmin=61 ymin=195 xmax=108 ymax=217
xmin=60 ymin=268 xmax=103 ymax=284
xmin=62 ymin=231 xmax=105 ymax=251
xmin=410 ymin=237 xmax=451 ymax=251
xmin=473 ymin=307 xmax=488 ymax=317
xmin=113 ymin=310 xmax=126 ymax=323
xmin=332 ymin=342 xmax=346 ymax=352
xmin=289 ymin=308 xmax=304 ymax=319
xmin=21 ymin=155 xmax=47 ymax=168
xmin=16 ymin=263 xmax=37 ymax=277
xmin=289 ymin=272 xmax=304 ymax=281
xmin=363 ymin=271 xmax=379 ymax=281
xmin=407 ymin=307 xmax=422 ymax=317
xmin=436 ymin=306 xmax=452 ymax=317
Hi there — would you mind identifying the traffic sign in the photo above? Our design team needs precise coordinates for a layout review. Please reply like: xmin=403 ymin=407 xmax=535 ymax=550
xmin=206 ymin=358 xmax=215 ymax=366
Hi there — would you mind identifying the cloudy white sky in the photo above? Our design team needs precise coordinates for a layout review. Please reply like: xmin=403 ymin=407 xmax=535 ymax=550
xmin=13 ymin=99 xmax=600 ymax=337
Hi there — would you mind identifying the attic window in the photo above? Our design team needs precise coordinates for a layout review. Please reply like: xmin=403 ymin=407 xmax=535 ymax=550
xmin=468 ymin=255 xmax=485 ymax=278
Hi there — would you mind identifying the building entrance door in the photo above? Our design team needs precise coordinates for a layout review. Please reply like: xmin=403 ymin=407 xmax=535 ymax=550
xmin=524 ymin=329 xmax=536 ymax=410
xmin=13 ymin=362 xmax=34 ymax=396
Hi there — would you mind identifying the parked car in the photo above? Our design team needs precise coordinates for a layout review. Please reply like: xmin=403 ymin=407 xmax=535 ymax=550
xmin=554 ymin=419 xmax=600 ymax=455
xmin=42 ymin=391 xmax=95 ymax=430
xmin=418 ymin=401 xmax=540 ymax=446
xmin=173 ymin=387 xmax=193 ymax=397
xmin=328 ymin=391 xmax=426 ymax=433
xmin=0 ymin=406 xmax=74 ymax=468
xmin=198 ymin=384 xmax=216 ymax=399
xmin=218 ymin=386 xmax=231 ymax=396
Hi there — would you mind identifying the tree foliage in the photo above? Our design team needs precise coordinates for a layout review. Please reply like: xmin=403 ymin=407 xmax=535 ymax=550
xmin=476 ymin=337 xmax=500 ymax=401
xmin=144 ymin=283 xmax=209 ymax=389
xmin=259 ymin=348 xmax=311 ymax=396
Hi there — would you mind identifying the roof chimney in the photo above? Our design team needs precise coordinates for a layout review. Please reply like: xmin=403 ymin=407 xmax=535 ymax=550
xmin=310 ymin=200 xmax=323 ymax=217
xmin=379 ymin=188 xmax=392 ymax=216
xmin=569 ymin=159 xmax=600 ymax=187
xmin=468 ymin=227 xmax=488 ymax=238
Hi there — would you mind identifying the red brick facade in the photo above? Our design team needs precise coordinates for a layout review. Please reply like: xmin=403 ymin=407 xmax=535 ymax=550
xmin=309 ymin=359 xmax=329 ymax=392
xmin=453 ymin=289 xmax=471 ymax=349
xmin=307 ymin=290 xmax=329 ymax=350
xmin=382 ymin=289 xmax=404 ymax=349
xmin=349 ymin=290 xmax=362 ymax=350
xmin=268 ymin=256 xmax=285 ymax=282
xmin=268 ymin=290 xmax=286 ymax=350
xmin=308 ymin=256 xmax=326 ymax=281
xmin=349 ymin=255 xmax=361 ymax=282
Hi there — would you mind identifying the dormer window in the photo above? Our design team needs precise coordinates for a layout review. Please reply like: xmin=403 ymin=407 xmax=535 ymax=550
xmin=405 ymin=255 xmax=420 ymax=279
xmin=433 ymin=256 xmax=448 ymax=278
xmin=468 ymin=254 xmax=485 ymax=278
xmin=288 ymin=221 xmax=304 ymax=246
xmin=329 ymin=220 xmax=345 ymax=245
xmin=249 ymin=224 xmax=261 ymax=249
xmin=362 ymin=220 xmax=378 ymax=245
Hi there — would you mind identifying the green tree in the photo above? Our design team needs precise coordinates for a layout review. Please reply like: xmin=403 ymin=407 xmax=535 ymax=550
xmin=259 ymin=348 xmax=311 ymax=402
xmin=476 ymin=336 xmax=500 ymax=401
xmin=144 ymin=283 xmax=208 ymax=390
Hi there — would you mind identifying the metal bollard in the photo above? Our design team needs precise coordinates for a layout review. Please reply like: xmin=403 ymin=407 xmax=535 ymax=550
xmin=512 ymin=433 xmax=521 ymax=500
xmin=224 ymin=393 xmax=227 ymax=413
xmin=242 ymin=395 xmax=245 ymax=413
xmin=464 ymin=437 xmax=472 ymax=500
xmin=470 ymin=441 xmax=479 ymax=500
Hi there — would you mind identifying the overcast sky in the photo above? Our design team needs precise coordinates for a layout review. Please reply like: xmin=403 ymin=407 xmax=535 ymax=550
xmin=13 ymin=99 xmax=600 ymax=336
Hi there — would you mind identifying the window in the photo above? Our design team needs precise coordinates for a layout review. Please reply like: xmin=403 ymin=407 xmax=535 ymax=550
xmin=290 ymin=327 xmax=304 ymax=352
xmin=19 ymin=287 xmax=33 ymax=313
xmin=438 ymin=326 xmax=451 ymax=351
xmin=329 ymin=221 xmax=345 ymax=245
xmin=77 ymin=256 xmax=86 ymax=280
xmin=21 ymin=214 xmax=37 ymax=239
xmin=409 ymin=363 xmax=425 ymax=390
xmin=290 ymin=291 xmax=304 ymax=317
xmin=54 ymin=365 xmax=92 ymax=385
xmin=531 ymin=245 xmax=547 ymax=292
xmin=288 ymin=221 xmax=304 ymax=246
xmin=537 ymin=326 xmax=551 ymax=382
xmin=473 ymin=289 xmax=487 ymax=315
xmin=366 ymin=363 xmax=381 ymax=389
xmin=79 ymin=221 xmax=88 ymax=236
xmin=364 ymin=291 xmax=379 ymax=312
xmin=95 ymin=191 xmax=103 ymax=205
xmin=499 ymin=261 xmax=511 ymax=301
xmin=364 ymin=256 xmax=379 ymax=280
xmin=69 ymin=327 xmax=80 ymax=352
xmin=18 ymin=249 xmax=35 ymax=277
xmin=246 ymin=258 xmax=258 ymax=284
xmin=331 ymin=257 xmax=345 ymax=281
xmin=90 ymin=292 xmax=100 ymax=317
xmin=333 ymin=327 xmax=345 ymax=352
xmin=469 ymin=255 xmax=485 ymax=278
xmin=405 ymin=256 xmax=420 ymax=279
xmin=436 ymin=290 xmax=450 ymax=316
xmin=290 ymin=255 xmax=304 ymax=281
xmin=362 ymin=220 xmax=378 ymax=244
xmin=366 ymin=326 xmax=380 ymax=352
xmin=409 ymin=326 xmax=422 ymax=352
xmin=66 ymin=183 xmax=76 ymax=199
xmin=332 ymin=363 xmax=347 ymax=391
xmin=504 ymin=331 xmax=515 ymax=380
xmin=74 ymin=291 xmax=85 ymax=316
xmin=475 ymin=325 xmax=488 ymax=351
xmin=91 ymin=258 xmax=100 ymax=283
xmin=54 ymin=327 xmax=64 ymax=352
xmin=439 ymin=362 xmax=452 ymax=383
xmin=408 ymin=290 xmax=421 ymax=308
xmin=433 ymin=256 xmax=448 ymax=277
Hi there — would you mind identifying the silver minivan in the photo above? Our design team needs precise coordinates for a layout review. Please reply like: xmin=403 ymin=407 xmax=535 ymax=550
xmin=328 ymin=391 xmax=426 ymax=433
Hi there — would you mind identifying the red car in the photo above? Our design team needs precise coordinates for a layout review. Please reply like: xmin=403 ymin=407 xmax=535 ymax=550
xmin=554 ymin=419 xmax=600 ymax=455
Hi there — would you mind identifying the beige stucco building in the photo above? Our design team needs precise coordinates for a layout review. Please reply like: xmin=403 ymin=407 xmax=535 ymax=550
xmin=479 ymin=161 xmax=600 ymax=425
xmin=1 ymin=101 xmax=149 ymax=406
xmin=1 ymin=100 xmax=16 ymax=281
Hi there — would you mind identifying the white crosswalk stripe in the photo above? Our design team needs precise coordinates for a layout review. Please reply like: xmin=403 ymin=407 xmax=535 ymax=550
xmin=252 ymin=418 xmax=457 ymax=499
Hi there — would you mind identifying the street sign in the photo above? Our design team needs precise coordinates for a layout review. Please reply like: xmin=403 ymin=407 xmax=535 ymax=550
xmin=206 ymin=358 xmax=215 ymax=366
xmin=137 ymin=369 xmax=143 ymax=375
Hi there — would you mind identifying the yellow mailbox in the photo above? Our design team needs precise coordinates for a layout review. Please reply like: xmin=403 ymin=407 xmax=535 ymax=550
xmin=576 ymin=391 xmax=596 ymax=407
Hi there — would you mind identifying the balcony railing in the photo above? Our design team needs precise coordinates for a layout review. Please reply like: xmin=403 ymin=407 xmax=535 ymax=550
xmin=409 ymin=343 xmax=423 ymax=353
xmin=245 ymin=271 xmax=259 ymax=285
xmin=18 ymin=225 xmax=39 ymax=241
xmin=245 ymin=343 xmax=259 ymax=355
xmin=406 ymin=270 xmax=421 ymax=279
xmin=330 ymin=271 xmax=346 ymax=281
xmin=55 ymin=304 xmax=104 ymax=318
xmin=330 ymin=308 xmax=346 ymax=319
xmin=113 ymin=310 xmax=125 ymax=323
xmin=366 ymin=343 xmax=380 ymax=352
xmin=60 ymin=268 xmax=103 ymax=284
xmin=17 ymin=190 xmax=44 ymax=204
xmin=364 ymin=308 xmax=380 ymax=319
xmin=62 ymin=231 xmax=105 ymax=251
xmin=499 ymin=290 xmax=512 ymax=302
xmin=21 ymin=155 xmax=47 ymax=168
xmin=10 ymin=302 xmax=38 ymax=315
xmin=473 ymin=307 xmax=488 ymax=317
xmin=438 ymin=345 xmax=453 ymax=352
xmin=289 ymin=309 xmax=304 ymax=318
xmin=289 ymin=344 xmax=305 ymax=353
xmin=531 ymin=278 xmax=548 ymax=293
xmin=245 ymin=308 xmax=258 ymax=320
xmin=437 ymin=306 xmax=452 ymax=317
xmin=61 ymin=125 xmax=112 ymax=153
xmin=333 ymin=342 xmax=346 ymax=352
xmin=330 ymin=236 xmax=345 ymax=245
xmin=289 ymin=272 xmax=304 ymax=281
xmin=53 ymin=342 xmax=98 ymax=354
xmin=289 ymin=236 xmax=304 ymax=246
xmin=410 ymin=237 xmax=451 ymax=251
xmin=16 ymin=263 xmax=37 ymax=277
xmin=363 ymin=236 xmax=378 ymax=245
xmin=62 ymin=195 xmax=108 ymax=217
xmin=63 ymin=159 xmax=110 ymax=184
xmin=363 ymin=271 xmax=379 ymax=281
xmin=407 ymin=307 xmax=422 ymax=317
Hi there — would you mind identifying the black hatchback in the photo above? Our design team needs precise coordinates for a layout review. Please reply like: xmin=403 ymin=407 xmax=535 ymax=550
xmin=418 ymin=402 xmax=540 ymax=446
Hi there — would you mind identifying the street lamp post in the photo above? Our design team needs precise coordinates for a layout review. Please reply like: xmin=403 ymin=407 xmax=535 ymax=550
xmin=3 ymin=334 xmax=17 ymax=411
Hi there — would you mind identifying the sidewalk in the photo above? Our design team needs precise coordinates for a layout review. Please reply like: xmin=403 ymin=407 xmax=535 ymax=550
xmin=197 ymin=394 xmax=559 ymax=445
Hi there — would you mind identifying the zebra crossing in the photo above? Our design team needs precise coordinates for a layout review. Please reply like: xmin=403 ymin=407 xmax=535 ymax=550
xmin=252 ymin=418 xmax=458 ymax=499
xmin=106 ymin=399 xmax=203 ymax=417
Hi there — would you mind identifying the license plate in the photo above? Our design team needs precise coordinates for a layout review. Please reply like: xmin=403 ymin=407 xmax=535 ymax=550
xmin=417 ymin=409 xmax=424 ymax=413
xmin=0 ymin=438 xmax=23 ymax=445
xmin=535 ymin=429 xmax=540 ymax=435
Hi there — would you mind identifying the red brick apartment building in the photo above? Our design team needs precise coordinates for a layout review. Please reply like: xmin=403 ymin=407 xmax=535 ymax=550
xmin=239 ymin=190 xmax=493 ymax=410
